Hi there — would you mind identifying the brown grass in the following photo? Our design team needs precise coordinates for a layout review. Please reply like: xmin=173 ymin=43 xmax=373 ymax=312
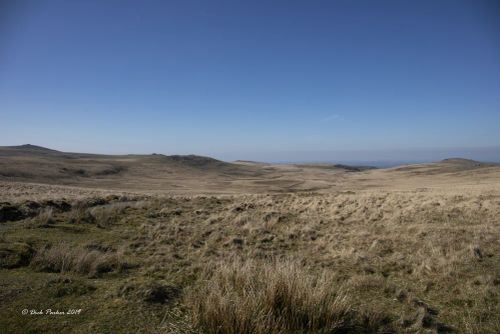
xmin=30 ymin=207 xmax=55 ymax=227
xmin=30 ymin=243 xmax=130 ymax=277
xmin=67 ymin=200 xmax=139 ymax=227
xmin=1 ymin=182 xmax=499 ymax=333
xmin=185 ymin=259 xmax=391 ymax=334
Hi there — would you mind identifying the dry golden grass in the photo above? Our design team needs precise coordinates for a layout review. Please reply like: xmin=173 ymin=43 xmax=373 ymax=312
xmin=1 ymin=150 xmax=499 ymax=333
xmin=30 ymin=207 xmax=55 ymax=227
xmin=138 ymin=189 xmax=498 ymax=333
xmin=30 ymin=243 xmax=130 ymax=277
xmin=0 ymin=180 xmax=136 ymax=203
xmin=184 ymin=260 xmax=390 ymax=334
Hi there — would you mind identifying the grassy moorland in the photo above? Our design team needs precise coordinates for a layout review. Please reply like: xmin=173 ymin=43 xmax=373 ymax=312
xmin=0 ymin=146 xmax=499 ymax=333
xmin=0 ymin=188 xmax=499 ymax=333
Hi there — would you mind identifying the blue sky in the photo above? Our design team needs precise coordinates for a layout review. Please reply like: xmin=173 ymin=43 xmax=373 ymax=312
xmin=1 ymin=0 xmax=499 ymax=162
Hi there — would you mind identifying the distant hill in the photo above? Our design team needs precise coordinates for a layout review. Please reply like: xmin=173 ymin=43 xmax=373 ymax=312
xmin=440 ymin=158 xmax=485 ymax=166
xmin=0 ymin=145 xmax=227 ymax=166
xmin=332 ymin=164 xmax=377 ymax=172
xmin=0 ymin=145 xmax=260 ymax=185
xmin=390 ymin=157 xmax=498 ymax=175
xmin=294 ymin=163 xmax=377 ymax=172
xmin=1 ymin=145 xmax=498 ymax=194
xmin=0 ymin=144 xmax=61 ymax=156
xmin=233 ymin=160 xmax=271 ymax=166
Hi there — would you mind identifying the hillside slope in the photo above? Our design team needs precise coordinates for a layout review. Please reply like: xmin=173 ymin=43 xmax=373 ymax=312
xmin=1 ymin=145 xmax=499 ymax=195
xmin=0 ymin=145 xmax=265 ymax=191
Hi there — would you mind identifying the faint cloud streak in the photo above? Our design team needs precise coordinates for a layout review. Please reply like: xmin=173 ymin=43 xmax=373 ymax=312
xmin=321 ymin=114 xmax=341 ymax=122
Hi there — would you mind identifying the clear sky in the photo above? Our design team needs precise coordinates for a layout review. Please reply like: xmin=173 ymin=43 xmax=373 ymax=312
xmin=1 ymin=0 xmax=499 ymax=162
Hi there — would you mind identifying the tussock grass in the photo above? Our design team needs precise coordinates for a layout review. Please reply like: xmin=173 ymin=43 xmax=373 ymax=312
xmin=67 ymin=202 xmax=95 ymax=224
xmin=1 ymin=188 xmax=499 ymax=333
xmin=185 ymin=260 xmax=391 ymax=334
xmin=30 ymin=243 xmax=130 ymax=277
xmin=30 ymin=207 xmax=55 ymax=227
xmin=68 ymin=201 xmax=131 ymax=227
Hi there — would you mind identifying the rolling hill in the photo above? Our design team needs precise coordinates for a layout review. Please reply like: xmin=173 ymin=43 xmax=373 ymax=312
xmin=1 ymin=145 xmax=499 ymax=195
